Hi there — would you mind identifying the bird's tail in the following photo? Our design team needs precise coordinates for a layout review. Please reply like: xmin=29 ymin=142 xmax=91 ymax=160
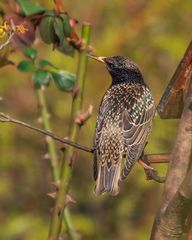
xmin=94 ymin=161 xmax=121 ymax=196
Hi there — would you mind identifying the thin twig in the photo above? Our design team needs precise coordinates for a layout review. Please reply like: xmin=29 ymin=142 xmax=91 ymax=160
xmin=0 ymin=112 xmax=171 ymax=164
xmin=0 ymin=31 xmax=14 ymax=50
xmin=0 ymin=19 xmax=16 ymax=51
xmin=0 ymin=112 xmax=93 ymax=153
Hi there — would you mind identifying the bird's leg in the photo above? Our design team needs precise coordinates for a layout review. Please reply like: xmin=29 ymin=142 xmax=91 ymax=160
xmin=138 ymin=145 xmax=165 ymax=183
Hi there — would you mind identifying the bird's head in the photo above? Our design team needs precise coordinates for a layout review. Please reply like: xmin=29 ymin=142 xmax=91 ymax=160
xmin=87 ymin=54 xmax=143 ymax=84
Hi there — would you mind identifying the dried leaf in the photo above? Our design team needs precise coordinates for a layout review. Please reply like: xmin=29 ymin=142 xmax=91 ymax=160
xmin=5 ymin=13 xmax=35 ymax=46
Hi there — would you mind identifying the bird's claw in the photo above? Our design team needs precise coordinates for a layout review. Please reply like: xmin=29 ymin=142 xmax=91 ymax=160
xmin=138 ymin=158 xmax=166 ymax=183
xmin=144 ymin=168 xmax=165 ymax=183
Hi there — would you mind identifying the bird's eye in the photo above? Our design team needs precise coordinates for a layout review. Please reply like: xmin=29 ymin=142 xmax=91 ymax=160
xmin=107 ymin=62 xmax=113 ymax=68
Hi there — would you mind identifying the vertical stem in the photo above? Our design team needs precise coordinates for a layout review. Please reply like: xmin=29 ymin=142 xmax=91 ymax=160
xmin=63 ymin=208 xmax=77 ymax=239
xmin=48 ymin=23 xmax=91 ymax=240
xmin=37 ymin=89 xmax=77 ymax=240
xmin=37 ymin=89 xmax=59 ymax=181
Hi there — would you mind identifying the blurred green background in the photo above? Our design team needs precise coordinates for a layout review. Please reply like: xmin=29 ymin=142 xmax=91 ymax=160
xmin=0 ymin=0 xmax=191 ymax=239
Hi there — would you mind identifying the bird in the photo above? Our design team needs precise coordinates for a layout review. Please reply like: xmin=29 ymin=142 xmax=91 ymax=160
xmin=87 ymin=54 xmax=155 ymax=196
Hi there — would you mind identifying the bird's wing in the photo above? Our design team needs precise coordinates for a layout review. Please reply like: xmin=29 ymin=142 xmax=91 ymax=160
xmin=93 ymin=91 xmax=123 ymax=195
xmin=93 ymin=93 xmax=112 ymax=181
xmin=94 ymin=95 xmax=111 ymax=147
xmin=120 ymin=85 xmax=155 ymax=180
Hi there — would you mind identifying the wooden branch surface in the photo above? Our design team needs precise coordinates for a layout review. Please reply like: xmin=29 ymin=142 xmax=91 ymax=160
xmin=151 ymin=75 xmax=192 ymax=239
xmin=157 ymin=41 xmax=192 ymax=119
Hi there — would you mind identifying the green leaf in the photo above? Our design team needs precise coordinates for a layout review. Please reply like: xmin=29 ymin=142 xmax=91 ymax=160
xmin=53 ymin=17 xmax=65 ymax=45
xmin=56 ymin=38 xmax=75 ymax=56
xmin=44 ymin=10 xmax=55 ymax=17
xmin=60 ymin=14 xmax=71 ymax=37
xmin=17 ymin=60 xmax=35 ymax=72
xmin=39 ymin=15 xmax=55 ymax=44
xmin=54 ymin=15 xmax=74 ymax=56
xmin=16 ymin=0 xmax=45 ymax=16
xmin=51 ymin=70 xmax=76 ymax=91
xmin=39 ymin=59 xmax=55 ymax=69
xmin=32 ymin=69 xmax=51 ymax=89
xmin=23 ymin=47 xmax=37 ymax=60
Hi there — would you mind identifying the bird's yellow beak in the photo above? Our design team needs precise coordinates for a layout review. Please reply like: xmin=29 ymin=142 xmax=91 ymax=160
xmin=87 ymin=53 xmax=105 ymax=63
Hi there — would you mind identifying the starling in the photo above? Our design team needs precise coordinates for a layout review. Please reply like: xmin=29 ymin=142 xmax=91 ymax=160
xmin=88 ymin=54 xmax=155 ymax=196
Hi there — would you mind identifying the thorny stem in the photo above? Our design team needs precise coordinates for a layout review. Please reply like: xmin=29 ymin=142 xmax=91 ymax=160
xmin=37 ymin=89 xmax=59 ymax=180
xmin=36 ymin=89 xmax=77 ymax=240
xmin=48 ymin=23 xmax=91 ymax=240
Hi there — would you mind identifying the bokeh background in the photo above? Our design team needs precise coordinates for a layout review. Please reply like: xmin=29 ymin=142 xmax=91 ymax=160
xmin=0 ymin=0 xmax=192 ymax=239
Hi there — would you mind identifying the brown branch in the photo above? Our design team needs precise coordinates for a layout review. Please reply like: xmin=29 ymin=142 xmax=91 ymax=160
xmin=144 ymin=153 xmax=171 ymax=164
xmin=0 ymin=112 xmax=171 ymax=164
xmin=150 ymin=158 xmax=192 ymax=240
xmin=157 ymin=40 xmax=192 ymax=119
xmin=54 ymin=0 xmax=65 ymax=13
xmin=151 ymin=76 xmax=192 ymax=239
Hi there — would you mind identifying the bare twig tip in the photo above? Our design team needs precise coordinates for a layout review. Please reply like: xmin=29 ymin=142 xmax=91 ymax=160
xmin=0 ymin=112 xmax=11 ymax=122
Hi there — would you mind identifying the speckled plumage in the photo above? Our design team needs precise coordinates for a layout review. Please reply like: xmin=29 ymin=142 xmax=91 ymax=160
xmin=92 ymin=56 xmax=155 ymax=196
